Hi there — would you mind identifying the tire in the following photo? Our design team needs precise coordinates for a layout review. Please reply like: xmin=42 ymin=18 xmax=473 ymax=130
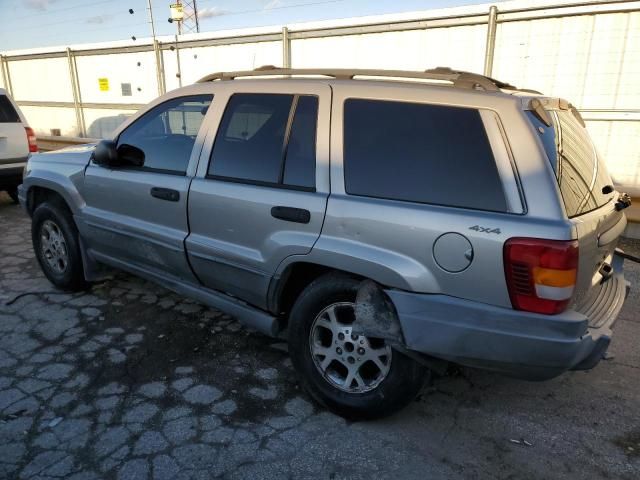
xmin=288 ymin=273 xmax=427 ymax=419
xmin=6 ymin=187 xmax=19 ymax=204
xmin=31 ymin=201 xmax=87 ymax=291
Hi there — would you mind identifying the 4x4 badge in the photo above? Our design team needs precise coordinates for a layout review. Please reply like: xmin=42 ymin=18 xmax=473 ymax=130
xmin=469 ymin=225 xmax=501 ymax=234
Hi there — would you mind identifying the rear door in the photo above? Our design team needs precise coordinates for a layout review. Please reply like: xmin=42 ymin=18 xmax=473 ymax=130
xmin=0 ymin=94 xmax=28 ymax=163
xmin=186 ymin=82 xmax=330 ymax=309
xmin=527 ymin=108 xmax=623 ymax=302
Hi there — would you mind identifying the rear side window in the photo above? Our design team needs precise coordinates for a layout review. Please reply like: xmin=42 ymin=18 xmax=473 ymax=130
xmin=527 ymin=109 xmax=612 ymax=217
xmin=0 ymin=96 xmax=20 ymax=123
xmin=283 ymin=96 xmax=318 ymax=189
xmin=343 ymin=99 xmax=507 ymax=212
xmin=209 ymin=93 xmax=318 ymax=190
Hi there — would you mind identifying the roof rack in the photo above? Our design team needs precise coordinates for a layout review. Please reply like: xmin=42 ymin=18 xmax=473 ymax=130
xmin=196 ymin=65 xmax=519 ymax=92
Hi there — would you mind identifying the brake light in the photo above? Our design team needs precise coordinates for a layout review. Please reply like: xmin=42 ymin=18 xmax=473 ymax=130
xmin=504 ymin=238 xmax=579 ymax=315
xmin=25 ymin=127 xmax=38 ymax=153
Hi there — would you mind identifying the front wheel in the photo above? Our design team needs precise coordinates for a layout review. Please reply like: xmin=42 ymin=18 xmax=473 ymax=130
xmin=32 ymin=202 xmax=87 ymax=291
xmin=288 ymin=273 xmax=427 ymax=419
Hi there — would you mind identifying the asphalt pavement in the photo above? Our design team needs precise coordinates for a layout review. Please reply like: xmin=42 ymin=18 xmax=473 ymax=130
xmin=0 ymin=193 xmax=639 ymax=480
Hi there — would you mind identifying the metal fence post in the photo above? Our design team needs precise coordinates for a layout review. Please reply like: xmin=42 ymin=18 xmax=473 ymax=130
xmin=154 ymin=40 xmax=166 ymax=95
xmin=1 ymin=55 xmax=14 ymax=98
xmin=66 ymin=48 xmax=86 ymax=137
xmin=483 ymin=5 xmax=498 ymax=76
xmin=175 ymin=35 xmax=183 ymax=88
xmin=72 ymin=54 xmax=87 ymax=137
xmin=282 ymin=27 xmax=291 ymax=69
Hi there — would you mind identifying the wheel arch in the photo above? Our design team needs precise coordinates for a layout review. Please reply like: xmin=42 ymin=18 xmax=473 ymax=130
xmin=23 ymin=175 xmax=85 ymax=217
xmin=268 ymin=261 xmax=364 ymax=319
xmin=27 ymin=185 xmax=72 ymax=216
xmin=26 ymin=183 xmax=105 ymax=283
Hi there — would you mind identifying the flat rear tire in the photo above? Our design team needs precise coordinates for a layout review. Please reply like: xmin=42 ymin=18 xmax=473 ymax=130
xmin=288 ymin=273 xmax=428 ymax=419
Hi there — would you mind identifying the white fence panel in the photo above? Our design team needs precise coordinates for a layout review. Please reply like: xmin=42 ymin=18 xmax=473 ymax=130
xmin=291 ymin=26 xmax=486 ymax=72
xmin=82 ymin=108 xmax=138 ymax=139
xmin=75 ymin=52 xmax=159 ymax=105
xmin=163 ymin=41 xmax=282 ymax=91
xmin=9 ymin=57 xmax=73 ymax=103
xmin=1 ymin=0 xmax=638 ymax=192
xmin=18 ymin=106 xmax=78 ymax=137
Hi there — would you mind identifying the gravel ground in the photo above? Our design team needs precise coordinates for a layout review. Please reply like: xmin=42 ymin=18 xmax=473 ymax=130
xmin=0 ymin=192 xmax=639 ymax=480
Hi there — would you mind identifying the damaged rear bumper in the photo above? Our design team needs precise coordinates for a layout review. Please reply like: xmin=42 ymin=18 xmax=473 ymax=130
xmin=385 ymin=255 xmax=629 ymax=381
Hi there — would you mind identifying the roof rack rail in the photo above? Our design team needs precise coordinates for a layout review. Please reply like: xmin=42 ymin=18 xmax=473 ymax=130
xmin=196 ymin=66 xmax=520 ymax=92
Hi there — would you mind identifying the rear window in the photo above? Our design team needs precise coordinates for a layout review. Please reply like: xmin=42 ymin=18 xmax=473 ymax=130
xmin=343 ymin=99 xmax=507 ymax=212
xmin=0 ymin=95 xmax=20 ymax=123
xmin=527 ymin=109 xmax=612 ymax=218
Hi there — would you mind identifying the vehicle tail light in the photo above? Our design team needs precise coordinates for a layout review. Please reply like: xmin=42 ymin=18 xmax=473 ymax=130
xmin=504 ymin=238 xmax=579 ymax=315
xmin=25 ymin=127 xmax=38 ymax=153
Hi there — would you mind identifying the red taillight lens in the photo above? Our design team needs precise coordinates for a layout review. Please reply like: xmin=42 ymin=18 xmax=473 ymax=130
xmin=25 ymin=127 xmax=38 ymax=153
xmin=504 ymin=238 xmax=579 ymax=315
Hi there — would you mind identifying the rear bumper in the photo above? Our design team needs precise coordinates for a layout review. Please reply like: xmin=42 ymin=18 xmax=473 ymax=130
xmin=387 ymin=254 xmax=629 ymax=380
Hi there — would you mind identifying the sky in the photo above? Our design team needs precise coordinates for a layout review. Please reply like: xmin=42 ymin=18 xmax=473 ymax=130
xmin=0 ymin=0 xmax=501 ymax=51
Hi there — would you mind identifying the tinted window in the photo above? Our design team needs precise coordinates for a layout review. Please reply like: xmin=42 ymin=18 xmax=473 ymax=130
xmin=343 ymin=99 xmax=507 ymax=212
xmin=283 ymin=96 xmax=318 ymax=189
xmin=0 ymin=96 xmax=20 ymax=123
xmin=210 ymin=94 xmax=292 ymax=183
xmin=527 ymin=109 xmax=612 ymax=217
xmin=117 ymin=95 xmax=212 ymax=173
xmin=209 ymin=93 xmax=318 ymax=189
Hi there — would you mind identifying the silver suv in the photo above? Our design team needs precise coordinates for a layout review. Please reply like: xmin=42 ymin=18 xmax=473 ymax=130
xmin=19 ymin=67 xmax=631 ymax=418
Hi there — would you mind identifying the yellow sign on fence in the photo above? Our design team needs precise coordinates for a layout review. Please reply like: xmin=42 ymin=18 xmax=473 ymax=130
xmin=98 ymin=78 xmax=109 ymax=91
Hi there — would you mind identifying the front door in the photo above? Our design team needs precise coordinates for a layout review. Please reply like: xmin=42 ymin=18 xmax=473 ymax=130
xmin=80 ymin=94 xmax=213 ymax=283
xmin=187 ymin=83 xmax=331 ymax=309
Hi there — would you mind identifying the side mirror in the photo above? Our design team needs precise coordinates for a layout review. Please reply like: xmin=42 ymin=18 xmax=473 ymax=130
xmin=90 ymin=140 xmax=145 ymax=168
xmin=117 ymin=143 xmax=145 ymax=167
xmin=91 ymin=140 xmax=118 ymax=166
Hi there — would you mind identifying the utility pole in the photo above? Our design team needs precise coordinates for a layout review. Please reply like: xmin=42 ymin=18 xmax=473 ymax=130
xmin=147 ymin=0 xmax=158 ymax=40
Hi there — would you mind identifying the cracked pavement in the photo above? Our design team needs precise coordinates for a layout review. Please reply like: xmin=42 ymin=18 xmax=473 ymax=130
xmin=0 ymin=193 xmax=639 ymax=479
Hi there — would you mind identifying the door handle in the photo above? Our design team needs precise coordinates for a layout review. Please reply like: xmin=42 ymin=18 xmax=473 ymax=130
xmin=271 ymin=206 xmax=311 ymax=224
xmin=150 ymin=187 xmax=180 ymax=202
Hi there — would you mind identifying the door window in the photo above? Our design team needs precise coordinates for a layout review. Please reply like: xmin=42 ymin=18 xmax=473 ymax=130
xmin=117 ymin=95 xmax=213 ymax=174
xmin=209 ymin=93 xmax=318 ymax=190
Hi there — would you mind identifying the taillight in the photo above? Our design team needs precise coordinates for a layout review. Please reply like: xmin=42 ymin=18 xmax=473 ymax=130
xmin=504 ymin=238 xmax=579 ymax=315
xmin=25 ymin=127 xmax=38 ymax=153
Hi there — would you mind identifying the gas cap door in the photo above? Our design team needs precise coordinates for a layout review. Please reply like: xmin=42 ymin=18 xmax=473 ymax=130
xmin=433 ymin=232 xmax=474 ymax=273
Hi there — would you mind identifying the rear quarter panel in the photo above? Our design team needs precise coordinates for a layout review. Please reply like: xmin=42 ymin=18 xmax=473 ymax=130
xmin=312 ymin=81 xmax=573 ymax=308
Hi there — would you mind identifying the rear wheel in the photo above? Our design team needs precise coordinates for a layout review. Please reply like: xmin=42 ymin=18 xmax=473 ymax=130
xmin=32 ymin=202 xmax=87 ymax=291
xmin=288 ymin=273 xmax=427 ymax=419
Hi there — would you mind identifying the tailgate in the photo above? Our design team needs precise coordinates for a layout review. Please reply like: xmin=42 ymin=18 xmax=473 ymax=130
xmin=526 ymin=104 xmax=626 ymax=306
xmin=571 ymin=204 xmax=626 ymax=306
